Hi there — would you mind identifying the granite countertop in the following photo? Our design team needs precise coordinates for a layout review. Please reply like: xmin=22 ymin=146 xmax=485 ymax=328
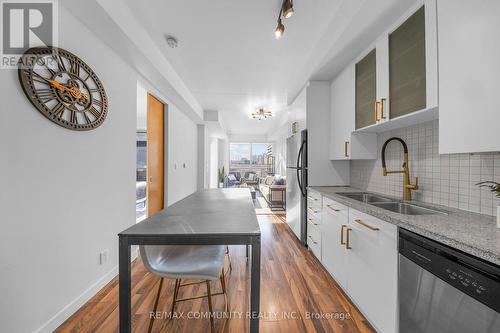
xmin=308 ymin=186 xmax=500 ymax=266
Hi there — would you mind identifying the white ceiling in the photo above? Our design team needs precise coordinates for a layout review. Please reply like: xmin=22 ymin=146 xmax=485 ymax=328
xmin=124 ymin=0 xmax=417 ymax=137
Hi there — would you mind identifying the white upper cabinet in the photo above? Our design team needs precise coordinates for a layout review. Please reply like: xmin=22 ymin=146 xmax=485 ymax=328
xmin=353 ymin=0 xmax=439 ymax=133
xmin=298 ymin=82 xmax=350 ymax=186
xmin=330 ymin=64 xmax=377 ymax=160
xmin=438 ymin=0 xmax=500 ymax=154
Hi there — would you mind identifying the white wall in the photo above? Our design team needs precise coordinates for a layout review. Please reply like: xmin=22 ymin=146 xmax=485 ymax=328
xmin=0 ymin=6 xmax=199 ymax=333
xmin=167 ymin=103 xmax=199 ymax=205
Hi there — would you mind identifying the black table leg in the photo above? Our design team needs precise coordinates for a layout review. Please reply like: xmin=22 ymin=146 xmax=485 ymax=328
xmin=250 ymin=236 xmax=261 ymax=333
xmin=246 ymin=244 xmax=249 ymax=260
xmin=119 ymin=236 xmax=131 ymax=333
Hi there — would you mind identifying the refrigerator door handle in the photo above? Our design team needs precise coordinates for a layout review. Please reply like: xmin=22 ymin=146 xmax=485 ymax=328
xmin=296 ymin=140 xmax=306 ymax=197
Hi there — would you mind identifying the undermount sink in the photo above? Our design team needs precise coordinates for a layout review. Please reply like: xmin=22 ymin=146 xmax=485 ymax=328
xmin=370 ymin=202 xmax=448 ymax=215
xmin=338 ymin=192 xmax=448 ymax=215
xmin=339 ymin=192 xmax=395 ymax=203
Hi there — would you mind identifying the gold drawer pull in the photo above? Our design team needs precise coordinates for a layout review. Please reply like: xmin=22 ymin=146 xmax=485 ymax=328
xmin=346 ymin=228 xmax=352 ymax=249
xmin=308 ymin=235 xmax=318 ymax=245
xmin=344 ymin=141 xmax=349 ymax=158
xmin=307 ymin=196 xmax=318 ymax=201
xmin=340 ymin=224 xmax=347 ymax=245
xmin=308 ymin=207 xmax=318 ymax=214
xmin=354 ymin=219 xmax=380 ymax=231
xmin=326 ymin=204 xmax=340 ymax=212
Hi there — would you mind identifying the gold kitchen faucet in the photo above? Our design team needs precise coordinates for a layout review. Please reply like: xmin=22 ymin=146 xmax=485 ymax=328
xmin=381 ymin=137 xmax=419 ymax=201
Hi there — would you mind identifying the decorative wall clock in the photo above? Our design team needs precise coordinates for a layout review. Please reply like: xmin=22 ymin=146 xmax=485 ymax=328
xmin=18 ymin=47 xmax=108 ymax=131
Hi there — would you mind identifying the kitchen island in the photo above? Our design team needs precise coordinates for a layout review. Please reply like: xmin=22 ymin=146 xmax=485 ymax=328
xmin=118 ymin=188 xmax=261 ymax=333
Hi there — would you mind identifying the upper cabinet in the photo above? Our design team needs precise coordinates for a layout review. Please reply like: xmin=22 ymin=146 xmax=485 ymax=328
xmin=298 ymin=82 xmax=350 ymax=186
xmin=330 ymin=65 xmax=377 ymax=160
xmin=355 ymin=49 xmax=377 ymax=129
xmin=354 ymin=0 xmax=438 ymax=132
xmin=389 ymin=6 xmax=427 ymax=118
xmin=438 ymin=0 xmax=500 ymax=154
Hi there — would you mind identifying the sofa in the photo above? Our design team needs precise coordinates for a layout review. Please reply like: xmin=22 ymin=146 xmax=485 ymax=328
xmin=258 ymin=175 xmax=286 ymax=210
xmin=242 ymin=172 xmax=259 ymax=186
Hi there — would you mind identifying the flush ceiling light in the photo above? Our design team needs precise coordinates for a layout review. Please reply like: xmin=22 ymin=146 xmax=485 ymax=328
xmin=250 ymin=108 xmax=273 ymax=121
xmin=275 ymin=18 xmax=285 ymax=39
xmin=281 ymin=0 xmax=294 ymax=19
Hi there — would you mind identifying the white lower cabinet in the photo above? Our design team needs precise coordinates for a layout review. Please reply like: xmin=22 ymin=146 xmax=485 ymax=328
xmin=322 ymin=197 xmax=349 ymax=289
xmin=347 ymin=209 xmax=398 ymax=333
xmin=319 ymin=197 xmax=398 ymax=333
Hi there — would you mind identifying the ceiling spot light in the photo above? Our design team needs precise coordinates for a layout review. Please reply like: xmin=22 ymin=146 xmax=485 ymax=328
xmin=281 ymin=0 xmax=294 ymax=19
xmin=250 ymin=108 xmax=273 ymax=121
xmin=275 ymin=18 xmax=285 ymax=39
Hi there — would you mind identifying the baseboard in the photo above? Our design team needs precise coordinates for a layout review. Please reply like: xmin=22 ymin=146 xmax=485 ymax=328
xmin=35 ymin=250 xmax=138 ymax=333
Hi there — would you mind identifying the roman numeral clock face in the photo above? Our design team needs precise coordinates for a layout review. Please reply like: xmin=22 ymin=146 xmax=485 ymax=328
xmin=18 ymin=47 xmax=108 ymax=131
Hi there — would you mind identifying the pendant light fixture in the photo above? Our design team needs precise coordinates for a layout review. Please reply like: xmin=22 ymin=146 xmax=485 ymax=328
xmin=274 ymin=0 xmax=295 ymax=39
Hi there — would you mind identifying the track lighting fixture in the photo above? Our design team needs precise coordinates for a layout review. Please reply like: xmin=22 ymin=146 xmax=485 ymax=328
xmin=281 ymin=0 xmax=294 ymax=19
xmin=275 ymin=18 xmax=285 ymax=39
xmin=274 ymin=0 xmax=295 ymax=39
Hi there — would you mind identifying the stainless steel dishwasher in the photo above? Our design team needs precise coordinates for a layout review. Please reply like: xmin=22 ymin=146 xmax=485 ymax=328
xmin=399 ymin=229 xmax=500 ymax=333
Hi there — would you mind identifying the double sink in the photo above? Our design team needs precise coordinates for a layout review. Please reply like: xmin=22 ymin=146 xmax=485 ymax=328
xmin=338 ymin=192 xmax=447 ymax=215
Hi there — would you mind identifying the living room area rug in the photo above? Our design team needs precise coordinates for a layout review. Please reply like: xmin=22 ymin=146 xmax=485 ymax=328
xmin=254 ymin=191 xmax=285 ymax=215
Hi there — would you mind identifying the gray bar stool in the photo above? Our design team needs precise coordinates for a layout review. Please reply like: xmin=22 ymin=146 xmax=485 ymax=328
xmin=140 ymin=245 xmax=229 ymax=333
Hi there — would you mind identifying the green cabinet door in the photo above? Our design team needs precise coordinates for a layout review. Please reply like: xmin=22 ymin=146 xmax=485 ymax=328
xmin=355 ymin=49 xmax=377 ymax=129
xmin=389 ymin=6 xmax=426 ymax=118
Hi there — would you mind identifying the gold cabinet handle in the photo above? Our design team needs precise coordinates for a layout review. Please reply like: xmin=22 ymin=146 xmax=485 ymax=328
xmin=326 ymin=204 xmax=340 ymax=213
xmin=346 ymin=228 xmax=352 ymax=249
xmin=354 ymin=219 xmax=380 ymax=231
xmin=344 ymin=141 xmax=349 ymax=158
xmin=308 ymin=235 xmax=318 ymax=245
xmin=374 ymin=100 xmax=381 ymax=122
xmin=380 ymin=98 xmax=386 ymax=120
xmin=340 ymin=224 xmax=347 ymax=245
xmin=307 ymin=196 xmax=318 ymax=201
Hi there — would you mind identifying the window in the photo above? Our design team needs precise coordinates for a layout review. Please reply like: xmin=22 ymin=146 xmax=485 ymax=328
xmin=229 ymin=143 xmax=274 ymax=179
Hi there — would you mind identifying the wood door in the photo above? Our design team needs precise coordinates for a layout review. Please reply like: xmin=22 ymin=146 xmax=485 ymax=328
xmin=147 ymin=94 xmax=164 ymax=216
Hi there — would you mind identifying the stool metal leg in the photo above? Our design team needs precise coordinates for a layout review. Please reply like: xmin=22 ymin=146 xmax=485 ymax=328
xmin=148 ymin=277 xmax=164 ymax=333
xmin=206 ymin=280 xmax=215 ymax=333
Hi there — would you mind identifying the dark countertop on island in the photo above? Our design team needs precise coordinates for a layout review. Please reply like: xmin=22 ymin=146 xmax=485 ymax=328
xmin=120 ymin=188 xmax=260 ymax=237
xmin=309 ymin=186 xmax=500 ymax=266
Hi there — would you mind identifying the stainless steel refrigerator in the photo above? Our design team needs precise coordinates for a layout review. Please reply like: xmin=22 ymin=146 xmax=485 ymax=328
xmin=286 ymin=129 xmax=307 ymax=245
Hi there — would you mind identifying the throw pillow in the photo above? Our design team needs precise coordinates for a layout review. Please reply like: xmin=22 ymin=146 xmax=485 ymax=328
xmin=275 ymin=177 xmax=285 ymax=185
xmin=228 ymin=174 xmax=237 ymax=181
xmin=249 ymin=173 xmax=256 ymax=181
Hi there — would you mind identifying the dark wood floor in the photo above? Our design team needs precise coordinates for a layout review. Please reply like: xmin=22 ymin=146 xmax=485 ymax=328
xmin=56 ymin=215 xmax=374 ymax=333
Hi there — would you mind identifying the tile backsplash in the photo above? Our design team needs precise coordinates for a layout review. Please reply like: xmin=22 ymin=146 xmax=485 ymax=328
xmin=350 ymin=120 xmax=500 ymax=216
